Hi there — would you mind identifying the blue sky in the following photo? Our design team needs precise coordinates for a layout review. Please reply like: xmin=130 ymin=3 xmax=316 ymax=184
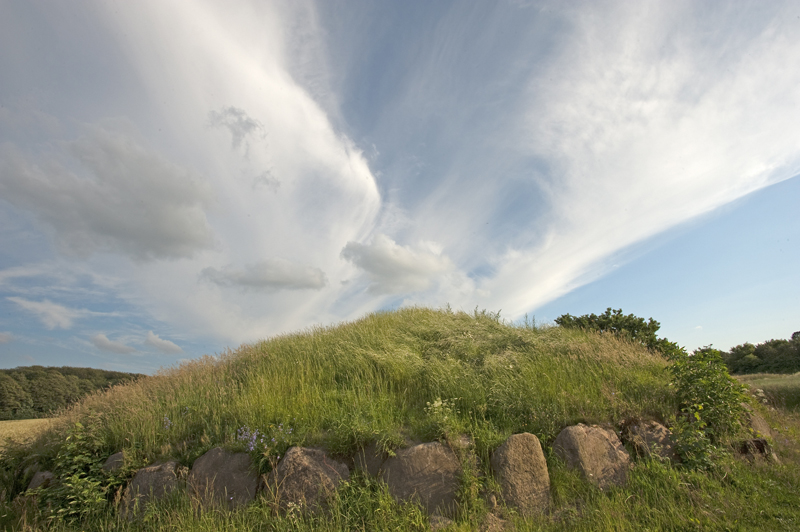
xmin=1 ymin=1 xmax=799 ymax=374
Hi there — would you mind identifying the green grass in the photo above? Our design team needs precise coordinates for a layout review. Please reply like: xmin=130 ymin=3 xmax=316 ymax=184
xmin=2 ymin=307 xmax=800 ymax=531
xmin=736 ymin=373 xmax=800 ymax=411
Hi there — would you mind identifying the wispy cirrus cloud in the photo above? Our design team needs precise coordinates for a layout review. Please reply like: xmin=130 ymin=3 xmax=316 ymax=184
xmin=8 ymin=297 xmax=89 ymax=329
xmin=0 ymin=332 xmax=12 ymax=344
xmin=473 ymin=1 xmax=800 ymax=316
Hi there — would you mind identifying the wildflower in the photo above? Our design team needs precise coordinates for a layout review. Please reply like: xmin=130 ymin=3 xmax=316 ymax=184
xmin=163 ymin=415 xmax=173 ymax=430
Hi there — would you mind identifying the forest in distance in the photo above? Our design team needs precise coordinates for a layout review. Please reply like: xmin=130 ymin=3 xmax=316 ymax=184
xmin=0 ymin=366 xmax=142 ymax=420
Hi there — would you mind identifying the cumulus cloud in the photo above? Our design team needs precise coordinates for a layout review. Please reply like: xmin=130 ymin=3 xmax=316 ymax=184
xmin=208 ymin=106 xmax=265 ymax=151
xmin=0 ymin=124 xmax=215 ymax=260
xmin=0 ymin=332 xmax=12 ymax=344
xmin=202 ymin=259 xmax=327 ymax=291
xmin=91 ymin=333 xmax=136 ymax=354
xmin=341 ymin=234 xmax=453 ymax=295
xmin=145 ymin=331 xmax=183 ymax=354
xmin=8 ymin=297 xmax=86 ymax=329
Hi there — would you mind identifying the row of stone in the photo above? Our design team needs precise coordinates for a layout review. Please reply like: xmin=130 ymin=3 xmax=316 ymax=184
xmin=101 ymin=421 xmax=674 ymax=519
xmin=32 ymin=413 xmax=777 ymax=521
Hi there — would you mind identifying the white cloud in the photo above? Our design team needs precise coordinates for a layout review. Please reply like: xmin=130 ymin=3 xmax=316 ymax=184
xmin=8 ymin=297 xmax=85 ymax=329
xmin=0 ymin=332 xmax=12 ymax=344
xmin=202 ymin=259 xmax=327 ymax=291
xmin=341 ymin=234 xmax=453 ymax=295
xmin=91 ymin=333 xmax=136 ymax=354
xmin=0 ymin=124 xmax=215 ymax=261
xmin=144 ymin=331 xmax=183 ymax=354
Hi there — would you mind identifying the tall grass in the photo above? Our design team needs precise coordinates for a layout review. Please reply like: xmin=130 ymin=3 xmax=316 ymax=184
xmin=46 ymin=307 xmax=674 ymax=468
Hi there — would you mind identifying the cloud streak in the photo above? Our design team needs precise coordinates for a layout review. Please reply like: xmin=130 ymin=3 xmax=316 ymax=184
xmin=8 ymin=297 xmax=88 ymax=330
xmin=202 ymin=259 xmax=327 ymax=291
xmin=91 ymin=333 xmax=136 ymax=354
xmin=145 ymin=331 xmax=182 ymax=354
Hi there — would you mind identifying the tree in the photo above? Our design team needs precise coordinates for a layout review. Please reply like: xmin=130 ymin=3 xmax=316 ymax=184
xmin=555 ymin=308 xmax=683 ymax=358
xmin=0 ymin=373 xmax=31 ymax=419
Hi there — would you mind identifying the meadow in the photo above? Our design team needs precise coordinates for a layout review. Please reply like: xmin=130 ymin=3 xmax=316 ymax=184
xmin=0 ymin=419 xmax=54 ymax=453
xmin=1 ymin=307 xmax=799 ymax=531
xmin=735 ymin=373 xmax=800 ymax=411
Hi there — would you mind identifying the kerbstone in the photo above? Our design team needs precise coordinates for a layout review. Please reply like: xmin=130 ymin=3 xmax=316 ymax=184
xmin=553 ymin=424 xmax=630 ymax=490
xmin=188 ymin=447 xmax=258 ymax=508
xmin=490 ymin=432 xmax=550 ymax=515
xmin=381 ymin=442 xmax=461 ymax=517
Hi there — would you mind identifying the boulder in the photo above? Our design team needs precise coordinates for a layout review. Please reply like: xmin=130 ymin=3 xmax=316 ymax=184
xmin=121 ymin=461 xmax=184 ymax=518
xmin=490 ymin=432 xmax=550 ymax=516
xmin=381 ymin=441 xmax=461 ymax=517
xmin=102 ymin=451 xmax=125 ymax=473
xmin=27 ymin=471 xmax=54 ymax=490
xmin=625 ymin=421 xmax=679 ymax=463
xmin=748 ymin=412 xmax=773 ymax=439
xmin=354 ymin=442 xmax=387 ymax=477
xmin=188 ymin=447 xmax=258 ymax=508
xmin=267 ymin=447 xmax=349 ymax=513
xmin=737 ymin=438 xmax=780 ymax=463
xmin=553 ymin=424 xmax=630 ymax=490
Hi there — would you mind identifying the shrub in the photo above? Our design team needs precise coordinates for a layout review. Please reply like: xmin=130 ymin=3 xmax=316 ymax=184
xmin=669 ymin=346 xmax=748 ymax=470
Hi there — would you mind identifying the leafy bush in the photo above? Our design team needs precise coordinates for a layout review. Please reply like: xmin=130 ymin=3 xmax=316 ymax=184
xmin=669 ymin=347 xmax=748 ymax=470
xmin=35 ymin=420 xmax=110 ymax=523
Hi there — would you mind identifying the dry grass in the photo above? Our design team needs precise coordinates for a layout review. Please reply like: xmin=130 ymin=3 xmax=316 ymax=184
xmin=0 ymin=418 xmax=56 ymax=453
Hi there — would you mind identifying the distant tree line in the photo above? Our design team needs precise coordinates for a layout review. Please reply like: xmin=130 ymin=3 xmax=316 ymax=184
xmin=0 ymin=366 xmax=143 ymax=420
xmin=722 ymin=332 xmax=800 ymax=375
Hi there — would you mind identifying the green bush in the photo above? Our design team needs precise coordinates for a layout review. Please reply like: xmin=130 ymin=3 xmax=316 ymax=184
xmin=669 ymin=347 xmax=748 ymax=470
xmin=36 ymin=420 xmax=111 ymax=524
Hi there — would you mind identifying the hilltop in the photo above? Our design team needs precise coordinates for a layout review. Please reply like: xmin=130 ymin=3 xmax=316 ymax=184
xmin=1 ymin=307 xmax=799 ymax=531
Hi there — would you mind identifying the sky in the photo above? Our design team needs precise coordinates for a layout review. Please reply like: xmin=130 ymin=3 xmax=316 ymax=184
xmin=1 ymin=1 xmax=799 ymax=374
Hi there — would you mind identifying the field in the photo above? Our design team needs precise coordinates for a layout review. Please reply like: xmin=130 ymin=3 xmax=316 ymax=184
xmin=736 ymin=373 xmax=800 ymax=411
xmin=0 ymin=419 xmax=55 ymax=453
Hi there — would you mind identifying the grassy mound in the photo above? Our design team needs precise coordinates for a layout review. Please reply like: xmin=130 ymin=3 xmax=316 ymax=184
xmin=3 ymin=307 xmax=800 ymax=531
